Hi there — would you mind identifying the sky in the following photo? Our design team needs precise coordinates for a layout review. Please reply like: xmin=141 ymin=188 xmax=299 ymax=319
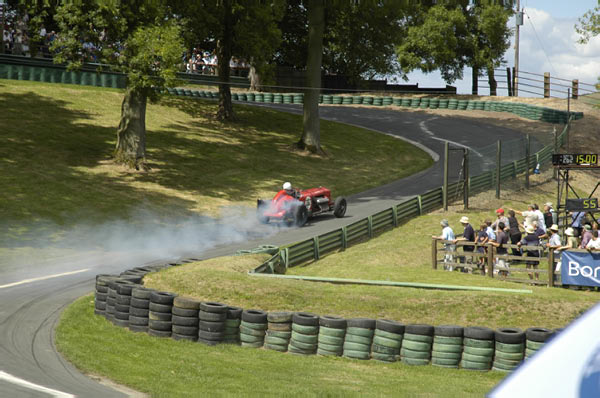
xmin=402 ymin=0 xmax=600 ymax=97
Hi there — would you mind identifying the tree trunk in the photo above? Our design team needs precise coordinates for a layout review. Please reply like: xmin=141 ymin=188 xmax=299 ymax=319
xmin=298 ymin=0 xmax=325 ymax=155
xmin=487 ymin=66 xmax=497 ymax=96
xmin=114 ymin=86 xmax=147 ymax=169
xmin=471 ymin=66 xmax=478 ymax=95
xmin=216 ymin=0 xmax=234 ymax=121
xmin=249 ymin=64 xmax=261 ymax=91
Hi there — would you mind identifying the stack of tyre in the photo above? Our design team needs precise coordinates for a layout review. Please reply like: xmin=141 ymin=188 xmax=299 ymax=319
xmin=94 ymin=275 xmax=114 ymax=316
xmin=240 ymin=309 xmax=268 ymax=348
xmin=372 ymin=320 xmax=404 ymax=362
xmin=289 ymin=312 xmax=320 ymax=355
xmin=112 ymin=280 xmax=136 ymax=328
xmin=431 ymin=325 xmax=463 ymax=368
xmin=461 ymin=326 xmax=495 ymax=371
xmin=148 ymin=291 xmax=176 ymax=338
xmin=105 ymin=279 xmax=119 ymax=322
xmin=343 ymin=318 xmax=376 ymax=360
xmin=525 ymin=327 xmax=553 ymax=359
xmin=129 ymin=287 xmax=154 ymax=333
xmin=401 ymin=324 xmax=434 ymax=366
xmin=493 ymin=328 xmax=526 ymax=372
xmin=171 ymin=296 xmax=200 ymax=342
xmin=198 ymin=302 xmax=228 ymax=345
xmin=317 ymin=316 xmax=346 ymax=357
xmin=223 ymin=306 xmax=243 ymax=344
xmin=264 ymin=311 xmax=293 ymax=352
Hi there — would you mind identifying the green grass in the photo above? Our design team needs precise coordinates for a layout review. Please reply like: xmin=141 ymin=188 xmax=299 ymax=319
xmin=57 ymin=295 xmax=505 ymax=398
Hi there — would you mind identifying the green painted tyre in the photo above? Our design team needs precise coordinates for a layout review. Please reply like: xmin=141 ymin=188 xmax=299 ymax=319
xmin=525 ymin=348 xmax=538 ymax=358
xmin=239 ymin=325 xmax=266 ymax=337
xmin=432 ymin=362 xmax=459 ymax=369
xmin=434 ymin=336 xmax=462 ymax=345
xmin=373 ymin=335 xmax=402 ymax=349
xmin=318 ymin=334 xmax=344 ymax=345
xmin=240 ymin=321 xmax=267 ymax=331
xmin=346 ymin=327 xmax=374 ymax=337
xmin=374 ymin=329 xmax=402 ymax=341
xmin=263 ymin=93 xmax=274 ymax=103
xmin=402 ymin=357 xmax=429 ymax=366
xmin=273 ymin=94 xmax=283 ymax=103
xmin=290 ymin=339 xmax=317 ymax=351
xmin=288 ymin=345 xmax=315 ymax=355
xmin=267 ymin=330 xmax=292 ymax=339
xmin=431 ymin=351 xmax=462 ymax=360
xmin=292 ymin=323 xmax=319 ymax=335
xmin=318 ymin=342 xmax=343 ymax=353
xmin=291 ymin=331 xmax=318 ymax=344
xmin=382 ymin=97 xmax=393 ymax=106
xmin=223 ymin=337 xmax=240 ymax=344
xmin=526 ymin=340 xmax=545 ymax=350
xmin=402 ymin=339 xmax=431 ymax=351
xmin=372 ymin=352 xmax=397 ymax=362
xmin=373 ymin=97 xmax=383 ymax=106
xmin=461 ymin=359 xmax=491 ymax=371
xmin=265 ymin=335 xmax=289 ymax=346
xmin=461 ymin=352 xmax=493 ymax=363
xmin=492 ymin=360 xmax=519 ymax=371
xmin=492 ymin=366 xmax=511 ymax=373
xmin=464 ymin=338 xmax=494 ymax=348
xmin=401 ymin=348 xmax=430 ymax=360
xmin=264 ymin=343 xmax=288 ymax=352
xmin=225 ymin=319 xmax=241 ymax=327
xmin=344 ymin=333 xmax=372 ymax=345
xmin=317 ymin=348 xmax=342 ymax=356
xmin=322 ymin=95 xmax=333 ymax=104
xmin=319 ymin=326 xmax=346 ymax=338
xmin=463 ymin=346 xmax=494 ymax=356
xmin=343 ymin=341 xmax=371 ymax=352
xmin=343 ymin=350 xmax=371 ymax=360
xmin=372 ymin=344 xmax=398 ymax=355
xmin=240 ymin=333 xmax=264 ymax=343
xmin=404 ymin=333 xmax=433 ymax=343
xmin=431 ymin=357 xmax=460 ymax=366
xmin=432 ymin=342 xmax=462 ymax=353
xmin=494 ymin=350 xmax=524 ymax=361
xmin=255 ymin=93 xmax=264 ymax=102
xmin=495 ymin=342 xmax=525 ymax=353
xmin=241 ymin=341 xmax=263 ymax=348
xmin=363 ymin=96 xmax=374 ymax=105
xmin=493 ymin=357 xmax=522 ymax=367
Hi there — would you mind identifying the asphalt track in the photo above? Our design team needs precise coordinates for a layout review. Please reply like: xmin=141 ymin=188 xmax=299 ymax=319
xmin=0 ymin=104 xmax=536 ymax=397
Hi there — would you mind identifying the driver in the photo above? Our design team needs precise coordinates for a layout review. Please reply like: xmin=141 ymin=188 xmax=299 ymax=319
xmin=282 ymin=181 xmax=300 ymax=199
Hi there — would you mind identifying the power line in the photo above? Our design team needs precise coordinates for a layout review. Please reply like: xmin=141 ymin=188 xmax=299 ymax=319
xmin=523 ymin=8 xmax=558 ymax=75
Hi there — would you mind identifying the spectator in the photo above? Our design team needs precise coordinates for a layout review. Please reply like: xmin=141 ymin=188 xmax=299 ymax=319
xmin=485 ymin=219 xmax=496 ymax=241
xmin=518 ymin=225 xmax=542 ymax=281
xmin=571 ymin=210 xmax=586 ymax=237
xmin=564 ymin=227 xmax=579 ymax=249
xmin=475 ymin=223 xmax=489 ymax=273
xmin=490 ymin=221 xmax=509 ymax=277
xmin=531 ymin=220 xmax=547 ymax=240
xmin=491 ymin=208 xmax=509 ymax=233
xmin=546 ymin=224 xmax=562 ymax=272
xmin=3 ymin=29 xmax=11 ymax=53
xmin=454 ymin=216 xmax=475 ymax=264
xmin=586 ymin=230 xmax=600 ymax=250
xmin=507 ymin=209 xmax=522 ymax=257
xmin=580 ymin=224 xmax=593 ymax=248
xmin=432 ymin=219 xmax=456 ymax=271
xmin=543 ymin=202 xmax=557 ymax=228
xmin=512 ymin=204 xmax=546 ymax=233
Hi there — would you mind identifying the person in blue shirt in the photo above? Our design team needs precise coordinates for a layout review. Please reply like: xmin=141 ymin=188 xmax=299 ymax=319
xmin=433 ymin=219 xmax=456 ymax=271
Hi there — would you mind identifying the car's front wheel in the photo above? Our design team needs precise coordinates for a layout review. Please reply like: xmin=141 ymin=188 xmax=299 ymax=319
xmin=333 ymin=197 xmax=347 ymax=218
xmin=293 ymin=204 xmax=309 ymax=227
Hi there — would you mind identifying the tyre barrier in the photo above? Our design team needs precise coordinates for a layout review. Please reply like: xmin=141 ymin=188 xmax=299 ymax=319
xmin=265 ymin=311 xmax=293 ymax=352
xmin=94 ymin=268 xmax=553 ymax=372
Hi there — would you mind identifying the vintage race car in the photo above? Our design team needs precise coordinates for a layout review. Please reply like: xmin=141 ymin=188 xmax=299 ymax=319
xmin=257 ymin=186 xmax=347 ymax=227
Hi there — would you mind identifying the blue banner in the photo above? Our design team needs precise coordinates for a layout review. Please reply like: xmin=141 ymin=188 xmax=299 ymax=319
xmin=561 ymin=251 xmax=600 ymax=287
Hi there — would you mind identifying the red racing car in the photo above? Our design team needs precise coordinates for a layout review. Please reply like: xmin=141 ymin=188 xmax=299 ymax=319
xmin=257 ymin=185 xmax=347 ymax=227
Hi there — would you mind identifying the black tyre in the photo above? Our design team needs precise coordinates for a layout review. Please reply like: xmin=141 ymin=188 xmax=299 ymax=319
xmin=405 ymin=324 xmax=434 ymax=336
xmin=132 ymin=287 xmax=154 ymax=299
xmin=148 ymin=329 xmax=171 ymax=338
xmin=172 ymin=333 xmax=198 ymax=342
xmin=199 ymin=311 xmax=227 ymax=322
xmin=95 ymin=292 xmax=108 ymax=301
xmin=114 ymin=311 xmax=129 ymax=321
xmin=347 ymin=318 xmax=376 ymax=329
xmin=242 ymin=309 xmax=268 ymax=324
xmin=199 ymin=330 xmax=225 ymax=341
xmin=129 ymin=316 xmax=149 ymax=326
xmin=464 ymin=326 xmax=494 ymax=341
xmin=149 ymin=302 xmax=172 ymax=313
xmin=172 ymin=325 xmax=199 ymax=336
xmin=129 ymin=325 xmax=148 ymax=333
xmin=495 ymin=328 xmax=525 ymax=344
xmin=173 ymin=296 xmax=201 ymax=310
xmin=333 ymin=197 xmax=347 ymax=218
xmin=148 ymin=320 xmax=172 ymax=331
xmin=116 ymin=295 xmax=131 ymax=305
xmin=227 ymin=306 xmax=243 ymax=319
xmin=149 ymin=311 xmax=172 ymax=321
xmin=130 ymin=297 xmax=149 ymax=309
xmin=116 ymin=283 xmax=135 ymax=296
xmin=320 ymin=315 xmax=346 ymax=329
xmin=435 ymin=325 xmax=464 ymax=338
xmin=199 ymin=320 xmax=226 ymax=332
xmin=96 ymin=285 xmax=109 ymax=294
xmin=173 ymin=306 xmax=199 ymax=317
xmin=150 ymin=291 xmax=176 ymax=305
xmin=293 ymin=312 xmax=319 ymax=326
xmin=172 ymin=315 xmax=199 ymax=326
xmin=113 ymin=319 xmax=129 ymax=328
xmin=293 ymin=204 xmax=308 ymax=227
xmin=129 ymin=306 xmax=149 ymax=317
xmin=268 ymin=311 xmax=293 ymax=323
xmin=198 ymin=338 xmax=221 ymax=346
xmin=114 ymin=304 xmax=129 ymax=313
xmin=94 ymin=301 xmax=106 ymax=310
xmin=376 ymin=319 xmax=405 ymax=335
xmin=200 ymin=302 xmax=228 ymax=314
xmin=526 ymin=327 xmax=553 ymax=343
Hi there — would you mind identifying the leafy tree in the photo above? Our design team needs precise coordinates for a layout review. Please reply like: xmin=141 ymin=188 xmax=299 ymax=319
xmin=576 ymin=5 xmax=600 ymax=43
xmin=52 ymin=0 xmax=184 ymax=169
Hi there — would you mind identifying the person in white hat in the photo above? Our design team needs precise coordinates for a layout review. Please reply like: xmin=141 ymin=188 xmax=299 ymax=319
xmin=518 ymin=224 xmax=542 ymax=281
xmin=564 ymin=227 xmax=579 ymax=249
xmin=454 ymin=216 xmax=475 ymax=265
xmin=546 ymin=224 xmax=562 ymax=274
xmin=432 ymin=219 xmax=456 ymax=270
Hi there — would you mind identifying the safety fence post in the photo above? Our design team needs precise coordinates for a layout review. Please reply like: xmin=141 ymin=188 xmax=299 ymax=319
xmin=432 ymin=239 xmax=438 ymax=270
xmin=313 ymin=236 xmax=320 ymax=261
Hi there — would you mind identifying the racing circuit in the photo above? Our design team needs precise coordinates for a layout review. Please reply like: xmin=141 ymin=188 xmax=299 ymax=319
xmin=0 ymin=102 xmax=540 ymax=397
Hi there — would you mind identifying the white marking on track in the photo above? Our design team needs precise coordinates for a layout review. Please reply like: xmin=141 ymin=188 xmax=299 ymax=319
xmin=0 ymin=371 xmax=76 ymax=397
xmin=419 ymin=118 xmax=485 ymax=159
xmin=0 ymin=269 xmax=90 ymax=289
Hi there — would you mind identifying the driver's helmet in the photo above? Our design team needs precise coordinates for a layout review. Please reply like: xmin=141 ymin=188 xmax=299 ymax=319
xmin=283 ymin=181 xmax=293 ymax=195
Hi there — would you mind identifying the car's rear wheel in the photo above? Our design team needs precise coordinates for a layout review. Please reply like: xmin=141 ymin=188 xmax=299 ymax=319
xmin=333 ymin=197 xmax=347 ymax=218
xmin=294 ymin=204 xmax=308 ymax=227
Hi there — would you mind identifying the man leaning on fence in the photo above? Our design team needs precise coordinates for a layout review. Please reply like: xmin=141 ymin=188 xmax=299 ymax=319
xmin=433 ymin=219 xmax=456 ymax=271
xmin=454 ymin=216 xmax=475 ymax=266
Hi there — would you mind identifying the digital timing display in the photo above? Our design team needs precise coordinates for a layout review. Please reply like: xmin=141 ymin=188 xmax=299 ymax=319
xmin=552 ymin=154 xmax=598 ymax=167
xmin=566 ymin=198 xmax=599 ymax=212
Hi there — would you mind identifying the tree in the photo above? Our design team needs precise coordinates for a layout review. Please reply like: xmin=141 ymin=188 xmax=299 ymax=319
xmin=576 ymin=5 xmax=600 ymax=44
xmin=52 ymin=0 xmax=184 ymax=169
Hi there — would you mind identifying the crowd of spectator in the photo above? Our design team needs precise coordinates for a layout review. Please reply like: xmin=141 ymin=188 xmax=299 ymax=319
xmin=2 ymin=18 xmax=59 ymax=58
xmin=183 ymin=48 xmax=249 ymax=76
xmin=433 ymin=202 xmax=600 ymax=281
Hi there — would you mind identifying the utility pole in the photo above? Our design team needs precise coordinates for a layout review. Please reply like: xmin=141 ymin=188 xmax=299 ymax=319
xmin=514 ymin=0 xmax=523 ymax=97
